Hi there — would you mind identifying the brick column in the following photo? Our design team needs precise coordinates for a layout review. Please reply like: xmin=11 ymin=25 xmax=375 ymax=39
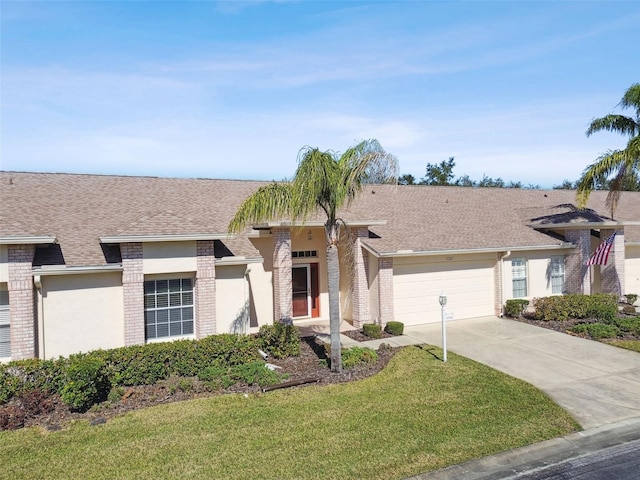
xmin=378 ymin=257 xmax=394 ymax=327
xmin=272 ymin=228 xmax=292 ymax=324
xmin=350 ymin=227 xmax=370 ymax=328
xmin=121 ymin=242 xmax=145 ymax=345
xmin=565 ymin=229 xmax=591 ymax=295
xmin=601 ymin=229 xmax=625 ymax=298
xmin=196 ymin=240 xmax=216 ymax=338
xmin=8 ymin=244 xmax=36 ymax=360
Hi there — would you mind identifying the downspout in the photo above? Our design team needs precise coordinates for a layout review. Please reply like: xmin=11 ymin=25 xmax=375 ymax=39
xmin=33 ymin=274 xmax=45 ymax=359
xmin=498 ymin=251 xmax=511 ymax=317
xmin=244 ymin=266 xmax=252 ymax=334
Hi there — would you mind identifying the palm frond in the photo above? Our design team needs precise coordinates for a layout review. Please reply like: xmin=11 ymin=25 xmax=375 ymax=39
xmin=576 ymin=149 xmax=636 ymax=208
xmin=586 ymin=114 xmax=638 ymax=137
xmin=228 ymin=182 xmax=296 ymax=234
xmin=619 ymin=83 xmax=640 ymax=118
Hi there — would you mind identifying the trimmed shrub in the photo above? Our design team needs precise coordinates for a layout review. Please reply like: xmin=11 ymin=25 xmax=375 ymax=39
xmin=363 ymin=323 xmax=382 ymax=339
xmin=505 ymin=299 xmax=529 ymax=317
xmin=625 ymin=294 xmax=638 ymax=305
xmin=60 ymin=356 xmax=110 ymax=412
xmin=531 ymin=294 xmax=617 ymax=322
xmin=384 ymin=321 xmax=404 ymax=336
xmin=614 ymin=316 xmax=640 ymax=336
xmin=198 ymin=362 xmax=285 ymax=389
xmin=257 ymin=323 xmax=301 ymax=358
xmin=622 ymin=305 xmax=637 ymax=315
xmin=342 ymin=347 xmax=378 ymax=369
xmin=570 ymin=323 xmax=619 ymax=340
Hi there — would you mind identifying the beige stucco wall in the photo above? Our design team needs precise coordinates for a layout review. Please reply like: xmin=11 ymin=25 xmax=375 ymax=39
xmin=0 ymin=245 xmax=8 ymax=283
xmin=215 ymin=265 xmax=251 ymax=334
xmin=625 ymin=245 xmax=640 ymax=297
xmin=501 ymin=250 xmax=573 ymax=303
xmin=393 ymin=253 xmax=495 ymax=326
xmin=40 ymin=272 xmax=124 ymax=358
xmin=142 ymin=241 xmax=197 ymax=275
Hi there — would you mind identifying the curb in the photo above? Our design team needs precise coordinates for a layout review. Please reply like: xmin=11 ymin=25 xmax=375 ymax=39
xmin=408 ymin=417 xmax=640 ymax=479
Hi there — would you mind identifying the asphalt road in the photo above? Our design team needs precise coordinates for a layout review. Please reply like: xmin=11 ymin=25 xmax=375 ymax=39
xmin=513 ymin=439 xmax=640 ymax=479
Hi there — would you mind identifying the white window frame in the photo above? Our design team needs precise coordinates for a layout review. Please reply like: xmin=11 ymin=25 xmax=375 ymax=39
xmin=0 ymin=285 xmax=9 ymax=360
xmin=144 ymin=277 xmax=195 ymax=342
xmin=551 ymin=256 xmax=565 ymax=294
xmin=512 ymin=258 xmax=528 ymax=298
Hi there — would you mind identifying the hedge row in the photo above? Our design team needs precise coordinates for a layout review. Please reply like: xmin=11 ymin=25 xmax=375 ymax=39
xmin=530 ymin=294 xmax=618 ymax=322
xmin=0 ymin=324 xmax=300 ymax=412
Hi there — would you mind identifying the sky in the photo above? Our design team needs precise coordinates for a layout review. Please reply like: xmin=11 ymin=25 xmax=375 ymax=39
xmin=1 ymin=1 xmax=639 ymax=188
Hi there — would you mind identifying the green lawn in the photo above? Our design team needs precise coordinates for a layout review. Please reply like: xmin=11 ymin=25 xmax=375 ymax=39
xmin=607 ymin=339 xmax=640 ymax=352
xmin=0 ymin=346 xmax=579 ymax=480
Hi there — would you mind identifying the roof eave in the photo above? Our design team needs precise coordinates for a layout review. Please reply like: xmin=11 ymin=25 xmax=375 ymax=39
xmin=377 ymin=243 xmax=575 ymax=258
xmin=0 ymin=235 xmax=57 ymax=245
xmin=99 ymin=233 xmax=229 ymax=243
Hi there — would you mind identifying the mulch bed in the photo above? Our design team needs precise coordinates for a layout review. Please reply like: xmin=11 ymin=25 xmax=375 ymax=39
xmin=512 ymin=314 xmax=640 ymax=341
xmin=341 ymin=329 xmax=395 ymax=342
xmin=5 ymin=336 xmax=398 ymax=432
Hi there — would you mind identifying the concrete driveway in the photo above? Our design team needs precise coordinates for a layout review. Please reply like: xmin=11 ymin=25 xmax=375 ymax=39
xmin=365 ymin=316 xmax=640 ymax=430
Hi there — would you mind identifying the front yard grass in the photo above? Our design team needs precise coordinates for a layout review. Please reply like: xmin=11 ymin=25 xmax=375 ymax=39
xmin=0 ymin=346 xmax=579 ymax=480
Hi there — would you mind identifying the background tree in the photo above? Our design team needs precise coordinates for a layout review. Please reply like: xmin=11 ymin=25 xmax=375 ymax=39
xmin=404 ymin=157 xmax=539 ymax=188
xmin=228 ymin=140 xmax=398 ymax=373
xmin=398 ymin=173 xmax=416 ymax=185
xmin=577 ymin=83 xmax=640 ymax=213
xmin=420 ymin=157 xmax=455 ymax=185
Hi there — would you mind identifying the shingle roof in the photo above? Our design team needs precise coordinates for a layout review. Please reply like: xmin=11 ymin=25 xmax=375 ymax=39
xmin=1 ymin=171 xmax=639 ymax=267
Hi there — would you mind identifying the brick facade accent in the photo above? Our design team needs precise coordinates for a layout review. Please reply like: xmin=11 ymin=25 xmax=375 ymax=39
xmin=196 ymin=240 xmax=216 ymax=337
xmin=272 ymin=228 xmax=292 ymax=323
xmin=565 ymin=229 xmax=592 ymax=295
xmin=121 ymin=242 xmax=145 ymax=346
xmin=600 ymin=229 xmax=625 ymax=298
xmin=350 ymin=227 xmax=370 ymax=328
xmin=7 ymin=244 xmax=36 ymax=360
xmin=378 ymin=257 xmax=394 ymax=326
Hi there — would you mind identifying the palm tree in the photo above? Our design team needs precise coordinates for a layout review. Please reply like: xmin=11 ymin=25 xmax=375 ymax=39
xmin=228 ymin=139 xmax=398 ymax=373
xmin=577 ymin=83 xmax=640 ymax=214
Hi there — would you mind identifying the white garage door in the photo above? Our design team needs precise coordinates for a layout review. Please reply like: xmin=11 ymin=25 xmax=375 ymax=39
xmin=625 ymin=246 xmax=640 ymax=297
xmin=393 ymin=256 xmax=495 ymax=326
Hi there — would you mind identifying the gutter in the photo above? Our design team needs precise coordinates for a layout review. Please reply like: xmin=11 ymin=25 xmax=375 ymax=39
xmin=99 ymin=233 xmax=229 ymax=243
xmin=0 ymin=235 xmax=56 ymax=245
xmin=251 ymin=220 xmax=387 ymax=229
xmin=32 ymin=264 xmax=124 ymax=276
xmin=215 ymin=257 xmax=263 ymax=267
xmin=373 ymin=243 xmax=575 ymax=258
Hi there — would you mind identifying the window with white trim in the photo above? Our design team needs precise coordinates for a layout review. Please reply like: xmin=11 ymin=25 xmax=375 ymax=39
xmin=0 ymin=285 xmax=9 ymax=358
xmin=551 ymin=256 xmax=565 ymax=294
xmin=144 ymin=278 xmax=194 ymax=341
xmin=512 ymin=258 xmax=528 ymax=298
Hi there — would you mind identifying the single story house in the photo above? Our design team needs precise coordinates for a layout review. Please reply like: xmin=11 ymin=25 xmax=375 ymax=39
xmin=1 ymin=171 xmax=639 ymax=361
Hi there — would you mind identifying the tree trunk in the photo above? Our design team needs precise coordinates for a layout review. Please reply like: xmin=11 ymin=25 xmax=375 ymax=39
xmin=326 ymin=242 xmax=342 ymax=373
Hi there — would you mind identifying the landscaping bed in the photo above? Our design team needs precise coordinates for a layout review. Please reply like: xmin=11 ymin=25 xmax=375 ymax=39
xmin=2 ymin=336 xmax=395 ymax=431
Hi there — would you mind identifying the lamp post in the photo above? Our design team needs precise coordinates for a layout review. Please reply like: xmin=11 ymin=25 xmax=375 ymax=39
xmin=439 ymin=292 xmax=447 ymax=362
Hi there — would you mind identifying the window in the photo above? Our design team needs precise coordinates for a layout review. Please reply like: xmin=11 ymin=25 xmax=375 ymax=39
xmin=512 ymin=258 xmax=528 ymax=298
xmin=144 ymin=278 xmax=194 ymax=341
xmin=551 ymin=256 xmax=565 ymax=294
xmin=292 ymin=250 xmax=317 ymax=258
xmin=0 ymin=286 xmax=9 ymax=358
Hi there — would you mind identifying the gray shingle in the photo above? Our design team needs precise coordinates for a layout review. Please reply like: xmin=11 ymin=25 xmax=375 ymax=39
xmin=1 ymin=171 xmax=639 ymax=267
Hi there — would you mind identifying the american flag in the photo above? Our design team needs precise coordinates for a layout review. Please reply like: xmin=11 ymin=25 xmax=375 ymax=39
xmin=586 ymin=232 xmax=617 ymax=266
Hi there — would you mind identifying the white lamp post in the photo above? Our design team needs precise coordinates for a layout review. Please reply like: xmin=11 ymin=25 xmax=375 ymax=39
xmin=439 ymin=292 xmax=447 ymax=362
